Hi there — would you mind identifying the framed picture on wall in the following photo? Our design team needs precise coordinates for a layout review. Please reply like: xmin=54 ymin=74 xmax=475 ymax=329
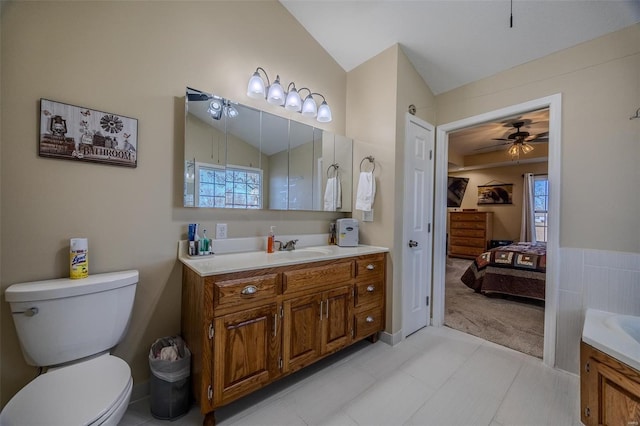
xmin=477 ymin=183 xmax=513 ymax=204
xmin=39 ymin=99 xmax=138 ymax=167
xmin=447 ymin=177 xmax=469 ymax=207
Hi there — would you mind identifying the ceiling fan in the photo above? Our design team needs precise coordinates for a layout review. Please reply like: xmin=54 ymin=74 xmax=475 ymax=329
xmin=476 ymin=121 xmax=548 ymax=158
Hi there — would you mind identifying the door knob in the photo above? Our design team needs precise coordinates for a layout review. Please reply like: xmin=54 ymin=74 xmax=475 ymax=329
xmin=408 ymin=240 xmax=419 ymax=248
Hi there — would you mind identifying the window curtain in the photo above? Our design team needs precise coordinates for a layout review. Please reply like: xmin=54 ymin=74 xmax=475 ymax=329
xmin=520 ymin=172 xmax=536 ymax=243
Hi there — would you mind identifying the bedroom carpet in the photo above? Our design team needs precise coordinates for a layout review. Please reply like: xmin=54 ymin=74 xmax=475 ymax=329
xmin=444 ymin=257 xmax=545 ymax=358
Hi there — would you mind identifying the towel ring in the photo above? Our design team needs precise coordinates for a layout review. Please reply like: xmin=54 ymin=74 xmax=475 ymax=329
xmin=327 ymin=163 xmax=339 ymax=177
xmin=360 ymin=156 xmax=375 ymax=173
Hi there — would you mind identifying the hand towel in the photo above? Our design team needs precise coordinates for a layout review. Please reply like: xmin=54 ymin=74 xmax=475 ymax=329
xmin=355 ymin=172 xmax=376 ymax=211
xmin=324 ymin=176 xmax=341 ymax=211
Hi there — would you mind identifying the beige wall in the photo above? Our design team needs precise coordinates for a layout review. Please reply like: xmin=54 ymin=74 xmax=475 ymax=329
xmin=346 ymin=45 xmax=436 ymax=335
xmin=449 ymin=162 xmax=548 ymax=242
xmin=0 ymin=1 xmax=347 ymax=406
xmin=437 ymin=24 xmax=640 ymax=253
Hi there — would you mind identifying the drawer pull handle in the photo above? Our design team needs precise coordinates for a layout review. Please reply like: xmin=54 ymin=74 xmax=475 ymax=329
xmin=365 ymin=316 xmax=374 ymax=323
xmin=366 ymin=264 xmax=375 ymax=270
xmin=366 ymin=285 xmax=375 ymax=292
xmin=241 ymin=285 xmax=257 ymax=295
xmin=584 ymin=407 xmax=590 ymax=417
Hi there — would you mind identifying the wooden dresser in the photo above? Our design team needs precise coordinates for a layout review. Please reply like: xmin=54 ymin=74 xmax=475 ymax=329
xmin=448 ymin=211 xmax=493 ymax=259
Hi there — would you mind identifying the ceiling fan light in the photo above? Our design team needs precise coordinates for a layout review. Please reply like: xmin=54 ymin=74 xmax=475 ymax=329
xmin=247 ymin=71 xmax=266 ymax=99
xmin=267 ymin=76 xmax=285 ymax=106
xmin=508 ymin=144 xmax=519 ymax=157
xmin=521 ymin=143 xmax=534 ymax=154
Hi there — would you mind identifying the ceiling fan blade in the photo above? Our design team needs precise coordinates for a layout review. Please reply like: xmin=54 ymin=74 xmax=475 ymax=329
xmin=474 ymin=141 xmax=511 ymax=151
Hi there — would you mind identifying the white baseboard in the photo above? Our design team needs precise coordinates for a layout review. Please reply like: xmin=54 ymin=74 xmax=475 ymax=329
xmin=379 ymin=330 xmax=402 ymax=346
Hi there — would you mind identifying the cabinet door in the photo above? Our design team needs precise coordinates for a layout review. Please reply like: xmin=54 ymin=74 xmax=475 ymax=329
xmin=581 ymin=342 xmax=640 ymax=426
xmin=213 ymin=303 xmax=279 ymax=406
xmin=321 ymin=285 xmax=353 ymax=353
xmin=282 ymin=293 xmax=322 ymax=374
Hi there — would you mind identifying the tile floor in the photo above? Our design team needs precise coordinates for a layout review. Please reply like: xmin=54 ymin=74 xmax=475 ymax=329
xmin=119 ymin=326 xmax=581 ymax=426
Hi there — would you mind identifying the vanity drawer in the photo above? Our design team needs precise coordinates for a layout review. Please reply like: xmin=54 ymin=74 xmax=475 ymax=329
xmin=283 ymin=261 xmax=354 ymax=294
xmin=355 ymin=255 xmax=385 ymax=282
xmin=213 ymin=273 xmax=280 ymax=308
xmin=354 ymin=306 xmax=384 ymax=339
xmin=354 ymin=280 xmax=383 ymax=308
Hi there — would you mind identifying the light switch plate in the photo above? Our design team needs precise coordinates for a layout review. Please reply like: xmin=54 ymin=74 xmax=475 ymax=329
xmin=215 ymin=223 xmax=228 ymax=239
xmin=362 ymin=210 xmax=374 ymax=222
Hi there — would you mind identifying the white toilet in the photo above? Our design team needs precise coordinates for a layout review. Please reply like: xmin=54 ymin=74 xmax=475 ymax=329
xmin=0 ymin=270 xmax=138 ymax=426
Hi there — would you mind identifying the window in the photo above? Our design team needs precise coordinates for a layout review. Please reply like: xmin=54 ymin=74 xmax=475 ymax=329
xmin=196 ymin=163 xmax=262 ymax=209
xmin=533 ymin=175 xmax=549 ymax=242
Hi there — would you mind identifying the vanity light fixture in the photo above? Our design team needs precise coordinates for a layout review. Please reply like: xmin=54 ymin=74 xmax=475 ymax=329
xmin=247 ymin=67 xmax=332 ymax=122
xmin=207 ymin=97 xmax=239 ymax=121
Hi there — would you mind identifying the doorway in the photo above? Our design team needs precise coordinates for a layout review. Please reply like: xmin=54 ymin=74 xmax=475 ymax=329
xmin=432 ymin=95 xmax=562 ymax=367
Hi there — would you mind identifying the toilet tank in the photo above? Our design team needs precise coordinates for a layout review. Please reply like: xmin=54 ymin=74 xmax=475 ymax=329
xmin=5 ymin=270 xmax=138 ymax=367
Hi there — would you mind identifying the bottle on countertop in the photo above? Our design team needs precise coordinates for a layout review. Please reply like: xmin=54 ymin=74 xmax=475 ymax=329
xmin=267 ymin=226 xmax=276 ymax=253
xmin=329 ymin=222 xmax=337 ymax=245
xmin=202 ymin=229 xmax=210 ymax=255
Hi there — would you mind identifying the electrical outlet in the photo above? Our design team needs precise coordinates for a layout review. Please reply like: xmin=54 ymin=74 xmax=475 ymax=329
xmin=362 ymin=209 xmax=374 ymax=222
xmin=215 ymin=223 xmax=228 ymax=239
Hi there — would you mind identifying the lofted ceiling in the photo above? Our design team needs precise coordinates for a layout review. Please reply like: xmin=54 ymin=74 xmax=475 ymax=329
xmin=280 ymin=0 xmax=640 ymax=95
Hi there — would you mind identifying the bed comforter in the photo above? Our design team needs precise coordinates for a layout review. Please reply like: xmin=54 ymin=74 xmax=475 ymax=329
xmin=460 ymin=242 xmax=546 ymax=301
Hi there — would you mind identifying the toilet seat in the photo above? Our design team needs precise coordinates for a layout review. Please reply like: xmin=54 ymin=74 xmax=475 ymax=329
xmin=0 ymin=354 xmax=131 ymax=426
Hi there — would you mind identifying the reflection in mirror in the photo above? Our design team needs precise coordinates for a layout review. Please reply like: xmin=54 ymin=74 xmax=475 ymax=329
xmin=184 ymin=87 xmax=353 ymax=212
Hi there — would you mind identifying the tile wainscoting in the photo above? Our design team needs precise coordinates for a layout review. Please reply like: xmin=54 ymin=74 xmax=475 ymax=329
xmin=556 ymin=247 xmax=640 ymax=373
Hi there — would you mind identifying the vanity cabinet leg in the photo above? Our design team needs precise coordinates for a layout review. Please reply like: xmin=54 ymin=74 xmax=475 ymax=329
xmin=367 ymin=333 xmax=379 ymax=343
xmin=203 ymin=411 xmax=216 ymax=426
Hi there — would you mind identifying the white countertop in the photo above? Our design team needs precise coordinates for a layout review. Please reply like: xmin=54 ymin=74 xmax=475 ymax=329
xmin=583 ymin=308 xmax=640 ymax=372
xmin=178 ymin=241 xmax=389 ymax=276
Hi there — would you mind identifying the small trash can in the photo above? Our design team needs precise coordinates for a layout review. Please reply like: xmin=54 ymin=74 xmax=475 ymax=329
xmin=149 ymin=336 xmax=191 ymax=420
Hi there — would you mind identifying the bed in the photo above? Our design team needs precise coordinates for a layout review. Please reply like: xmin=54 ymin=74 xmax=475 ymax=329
xmin=460 ymin=241 xmax=546 ymax=301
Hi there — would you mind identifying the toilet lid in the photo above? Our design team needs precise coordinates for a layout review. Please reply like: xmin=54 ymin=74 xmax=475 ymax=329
xmin=0 ymin=354 xmax=131 ymax=426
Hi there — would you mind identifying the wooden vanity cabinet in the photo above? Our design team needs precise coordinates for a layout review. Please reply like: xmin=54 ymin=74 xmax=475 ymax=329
xmin=581 ymin=341 xmax=640 ymax=426
xmin=181 ymin=252 xmax=386 ymax=425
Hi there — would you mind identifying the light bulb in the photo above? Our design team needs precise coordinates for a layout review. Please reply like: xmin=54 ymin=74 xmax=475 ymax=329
xmin=247 ymin=71 xmax=266 ymax=99
xmin=521 ymin=143 xmax=534 ymax=154
xmin=302 ymin=95 xmax=317 ymax=117
xmin=267 ymin=76 xmax=285 ymax=106
xmin=285 ymin=88 xmax=302 ymax=112
xmin=317 ymin=101 xmax=332 ymax=122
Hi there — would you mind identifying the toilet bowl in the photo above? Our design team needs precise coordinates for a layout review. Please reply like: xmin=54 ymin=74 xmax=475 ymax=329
xmin=0 ymin=354 xmax=132 ymax=426
xmin=0 ymin=270 xmax=138 ymax=426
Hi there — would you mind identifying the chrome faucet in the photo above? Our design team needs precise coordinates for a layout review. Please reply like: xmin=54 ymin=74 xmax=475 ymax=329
xmin=277 ymin=239 xmax=298 ymax=251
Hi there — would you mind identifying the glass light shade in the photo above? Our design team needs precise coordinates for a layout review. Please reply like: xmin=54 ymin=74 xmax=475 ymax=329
xmin=301 ymin=95 xmax=317 ymax=117
xmin=317 ymin=101 xmax=332 ymax=122
xmin=521 ymin=143 xmax=534 ymax=154
xmin=267 ymin=76 xmax=285 ymax=106
xmin=208 ymin=100 xmax=222 ymax=113
xmin=508 ymin=144 xmax=519 ymax=157
xmin=247 ymin=72 xmax=266 ymax=99
xmin=285 ymin=89 xmax=302 ymax=112
xmin=226 ymin=105 xmax=239 ymax=118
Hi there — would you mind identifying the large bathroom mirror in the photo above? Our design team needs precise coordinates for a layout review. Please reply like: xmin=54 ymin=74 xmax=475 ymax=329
xmin=184 ymin=87 xmax=352 ymax=212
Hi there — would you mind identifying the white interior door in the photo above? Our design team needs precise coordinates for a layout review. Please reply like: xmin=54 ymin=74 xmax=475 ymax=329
xmin=402 ymin=114 xmax=435 ymax=337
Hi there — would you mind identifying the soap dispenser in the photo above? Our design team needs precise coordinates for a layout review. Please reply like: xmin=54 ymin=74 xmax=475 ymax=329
xmin=267 ymin=226 xmax=276 ymax=253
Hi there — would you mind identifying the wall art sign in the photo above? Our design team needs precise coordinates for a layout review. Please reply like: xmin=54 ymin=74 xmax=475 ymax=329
xmin=39 ymin=98 xmax=138 ymax=167
xmin=477 ymin=183 xmax=513 ymax=205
